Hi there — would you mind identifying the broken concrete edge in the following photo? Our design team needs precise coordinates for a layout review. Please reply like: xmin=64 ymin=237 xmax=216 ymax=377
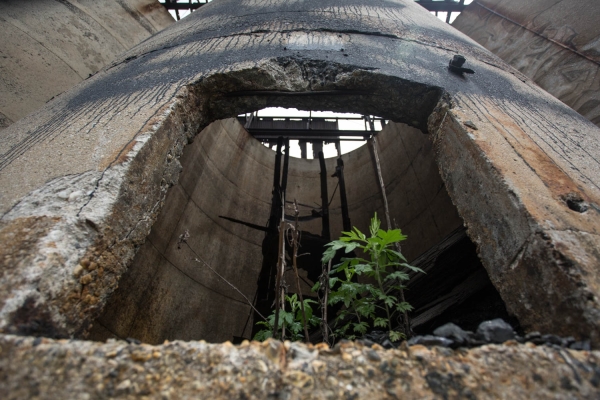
xmin=429 ymin=98 xmax=600 ymax=345
xmin=1 ymin=334 xmax=599 ymax=398
xmin=0 ymin=85 xmax=205 ymax=338
xmin=0 ymin=60 xmax=446 ymax=340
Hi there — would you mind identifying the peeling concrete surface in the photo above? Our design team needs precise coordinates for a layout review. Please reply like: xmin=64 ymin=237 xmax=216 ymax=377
xmin=0 ymin=0 xmax=599 ymax=350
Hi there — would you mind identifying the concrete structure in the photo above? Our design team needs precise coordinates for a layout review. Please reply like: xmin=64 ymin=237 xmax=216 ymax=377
xmin=1 ymin=0 xmax=600 ymax=355
xmin=0 ymin=0 xmax=173 ymax=130
xmin=452 ymin=0 xmax=600 ymax=127
xmin=87 ymin=118 xmax=461 ymax=343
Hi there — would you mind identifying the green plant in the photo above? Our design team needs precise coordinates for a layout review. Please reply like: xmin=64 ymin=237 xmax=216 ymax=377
xmin=316 ymin=213 xmax=424 ymax=342
xmin=253 ymin=294 xmax=321 ymax=341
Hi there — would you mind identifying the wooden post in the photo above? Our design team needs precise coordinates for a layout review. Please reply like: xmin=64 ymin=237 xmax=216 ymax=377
xmin=291 ymin=200 xmax=310 ymax=342
xmin=272 ymin=219 xmax=286 ymax=339
xmin=371 ymin=135 xmax=410 ymax=337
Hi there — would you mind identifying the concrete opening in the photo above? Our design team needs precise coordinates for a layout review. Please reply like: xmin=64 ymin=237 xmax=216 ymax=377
xmin=85 ymin=61 xmax=514 ymax=344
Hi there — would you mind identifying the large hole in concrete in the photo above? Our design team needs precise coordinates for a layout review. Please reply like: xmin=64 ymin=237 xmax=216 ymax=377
xmin=85 ymin=63 xmax=517 ymax=344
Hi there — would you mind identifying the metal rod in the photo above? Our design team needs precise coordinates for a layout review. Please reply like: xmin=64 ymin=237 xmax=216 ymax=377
xmin=318 ymin=151 xmax=330 ymax=241
xmin=336 ymin=157 xmax=352 ymax=232
xmin=281 ymin=138 xmax=290 ymax=195
xmin=226 ymin=90 xmax=371 ymax=97
xmin=256 ymin=136 xmax=367 ymax=142
xmin=248 ymin=116 xmax=385 ymax=121
xmin=251 ymin=129 xmax=373 ymax=136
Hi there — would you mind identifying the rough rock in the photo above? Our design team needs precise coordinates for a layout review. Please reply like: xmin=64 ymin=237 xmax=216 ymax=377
xmin=1 ymin=334 xmax=599 ymax=399
xmin=408 ymin=335 xmax=454 ymax=348
xmin=433 ymin=323 xmax=470 ymax=346
xmin=476 ymin=318 xmax=515 ymax=344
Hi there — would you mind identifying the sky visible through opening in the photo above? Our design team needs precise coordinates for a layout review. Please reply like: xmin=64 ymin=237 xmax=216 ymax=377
xmin=168 ymin=0 xmax=474 ymax=24
xmin=169 ymin=1 xmax=474 ymax=158
xmin=247 ymin=108 xmax=384 ymax=159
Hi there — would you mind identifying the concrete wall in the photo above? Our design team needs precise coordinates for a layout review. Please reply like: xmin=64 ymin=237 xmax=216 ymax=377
xmin=452 ymin=0 xmax=600 ymax=127
xmin=0 ymin=0 xmax=173 ymax=130
xmin=90 ymin=118 xmax=462 ymax=343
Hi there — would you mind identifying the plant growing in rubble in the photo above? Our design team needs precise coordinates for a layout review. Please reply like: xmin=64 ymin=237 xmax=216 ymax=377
xmin=253 ymin=294 xmax=321 ymax=341
xmin=316 ymin=213 xmax=423 ymax=342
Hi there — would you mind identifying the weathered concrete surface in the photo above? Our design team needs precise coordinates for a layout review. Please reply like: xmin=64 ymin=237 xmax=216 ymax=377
xmin=1 ymin=335 xmax=599 ymax=399
xmin=87 ymin=118 xmax=461 ymax=344
xmin=452 ymin=0 xmax=600 ymax=127
xmin=0 ymin=0 xmax=599 ymax=348
xmin=0 ymin=0 xmax=173 ymax=130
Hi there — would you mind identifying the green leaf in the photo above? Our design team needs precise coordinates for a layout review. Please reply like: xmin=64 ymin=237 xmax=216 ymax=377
xmin=369 ymin=213 xmax=380 ymax=237
xmin=353 ymin=321 xmax=369 ymax=335
xmin=374 ymin=317 xmax=388 ymax=328
xmin=385 ymin=271 xmax=410 ymax=282
xmin=383 ymin=295 xmax=398 ymax=308
xmin=311 ymin=281 xmax=321 ymax=292
xmin=389 ymin=331 xmax=405 ymax=342
xmin=253 ymin=329 xmax=273 ymax=341
xmin=401 ymin=263 xmax=425 ymax=274
xmin=322 ymin=245 xmax=337 ymax=263
xmin=354 ymin=263 xmax=374 ymax=275
xmin=355 ymin=302 xmax=375 ymax=318
xmin=376 ymin=229 xmax=403 ymax=246
xmin=387 ymin=250 xmax=408 ymax=262
xmin=282 ymin=310 xmax=295 ymax=326
xmin=328 ymin=292 xmax=344 ymax=305
xmin=352 ymin=227 xmax=366 ymax=241
xmin=343 ymin=242 xmax=360 ymax=253
xmin=396 ymin=302 xmax=414 ymax=312
xmin=328 ymin=277 xmax=340 ymax=288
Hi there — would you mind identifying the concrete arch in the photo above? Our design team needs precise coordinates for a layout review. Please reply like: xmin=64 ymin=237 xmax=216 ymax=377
xmin=1 ymin=0 xmax=599 ymax=346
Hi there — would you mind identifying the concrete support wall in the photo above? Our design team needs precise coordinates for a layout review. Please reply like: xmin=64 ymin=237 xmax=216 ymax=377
xmin=452 ymin=0 xmax=600 ymax=127
xmin=90 ymin=118 xmax=461 ymax=344
xmin=0 ymin=0 xmax=173 ymax=130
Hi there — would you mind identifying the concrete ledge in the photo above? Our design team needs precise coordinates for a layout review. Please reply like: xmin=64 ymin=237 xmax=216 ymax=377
xmin=1 ymin=334 xmax=599 ymax=399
